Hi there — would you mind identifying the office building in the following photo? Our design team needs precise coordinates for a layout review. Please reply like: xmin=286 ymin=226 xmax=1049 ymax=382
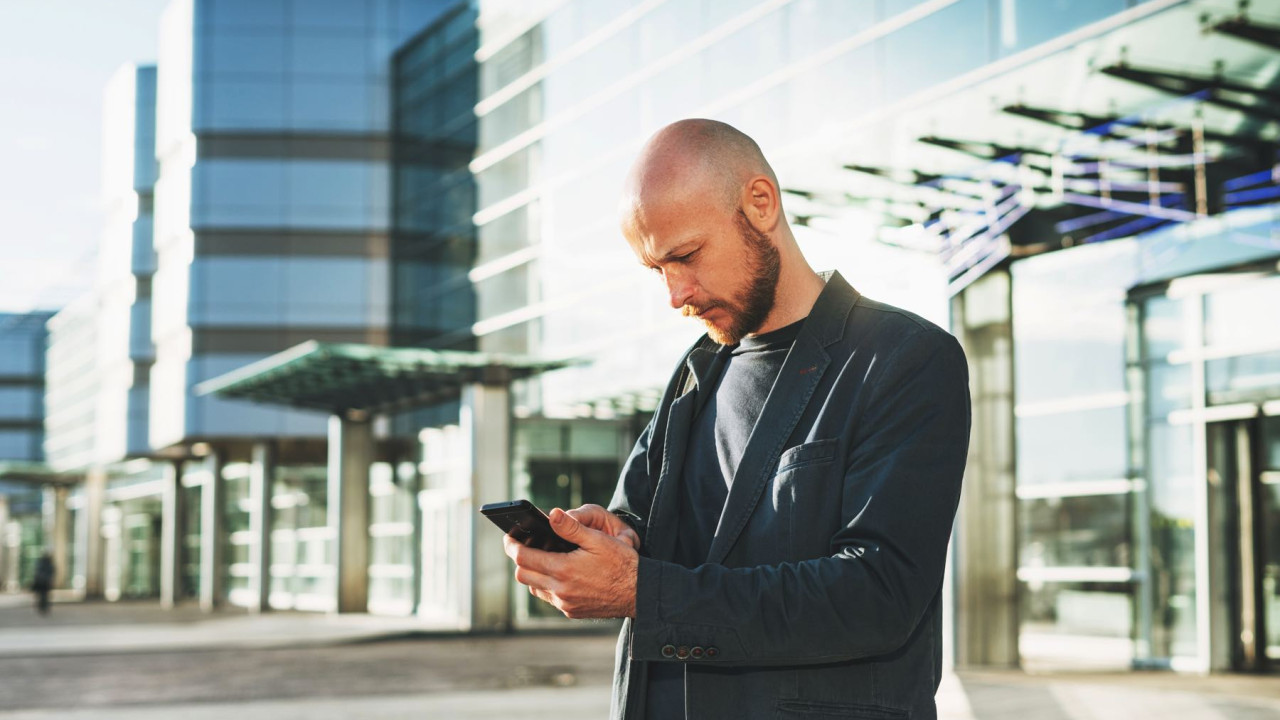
xmin=15 ymin=0 xmax=1278 ymax=679
xmin=0 ymin=311 xmax=56 ymax=591
xmin=449 ymin=0 xmax=1280 ymax=672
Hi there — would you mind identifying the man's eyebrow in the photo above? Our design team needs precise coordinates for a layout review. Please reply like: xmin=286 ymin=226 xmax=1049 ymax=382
xmin=654 ymin=238 xmax=704 ymax=262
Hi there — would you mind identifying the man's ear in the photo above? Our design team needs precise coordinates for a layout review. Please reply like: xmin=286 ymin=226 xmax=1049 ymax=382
xmin=741 ymin=175 xmax=780 ymax=233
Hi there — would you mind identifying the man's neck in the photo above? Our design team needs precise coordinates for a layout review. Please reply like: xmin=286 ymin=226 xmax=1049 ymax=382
xmin=750 ymin=267 xmax=825 ymax=337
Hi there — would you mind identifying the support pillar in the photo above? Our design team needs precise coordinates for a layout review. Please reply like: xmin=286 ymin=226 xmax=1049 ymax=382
xmin=83 ymin=468 xmax=107 ymax=599
xmin=951 ymin=268 xmax=1020 ymax=668
xmin=42 ymin=485 xmax=70 ymax=588
xmin=160 ymin=460 xmax=185 ymax=608
xmin=0 ymin=496 xmax=9 ymax=592
xmin=249 ymin=441 xmax=276 ymax=613
xmin=465 ymin=379 xmax=512 ymax=633
xmin=329 ymin=412 xmax=371 ymax=613
xmin=199 ymin=450 xmax=225 ymax=612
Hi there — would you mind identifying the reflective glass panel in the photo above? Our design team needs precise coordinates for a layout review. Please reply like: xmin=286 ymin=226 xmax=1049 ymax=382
xmin=1204 ymin=275 xmax=1280 ymax=350
xmin=1020 ymin=493 xmax=1130 ymax=569
xmin=1206 ymin=351 xmax=1280 ymax=407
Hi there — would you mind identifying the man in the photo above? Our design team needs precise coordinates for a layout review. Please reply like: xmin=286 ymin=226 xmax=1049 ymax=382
xmin=32 ymin=551 xmax=54 ymax=616
xmin=503 ymin=119 xmax=970 ymax=719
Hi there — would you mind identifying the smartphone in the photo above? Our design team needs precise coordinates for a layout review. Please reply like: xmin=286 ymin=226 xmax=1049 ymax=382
xmin=480 ymin=499 xmax=579 ymax=553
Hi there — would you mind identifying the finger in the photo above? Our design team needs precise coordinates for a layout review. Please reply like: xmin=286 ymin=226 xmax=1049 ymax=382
xmin=618 ymin=527 xmax=641 ymax=550
xmin=565 ymin=504 xmax=608 ymax=530
xmin=504 ymin=535 xmax=564 ymax=574
xmin=549 ymin=507 xmax=603 ymax=548
xmin=514 ymin=564 xmax=558 ymax=594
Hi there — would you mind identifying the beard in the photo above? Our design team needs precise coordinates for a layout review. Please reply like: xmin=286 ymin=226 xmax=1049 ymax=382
xmin=681 ymin=210 xmax=781 ymax=345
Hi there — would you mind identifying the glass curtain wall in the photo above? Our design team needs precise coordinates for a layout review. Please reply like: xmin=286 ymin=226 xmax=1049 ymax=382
xmin=1133 ymin=265 xmax=1280 ymax=671
xmin=367 ymin=461 xmax=419 ymax=615
xmin=268 ymin=464 xmax=332 ymax=611
xmin=1011 ymin=240 xmax=1140 ymax=669
xmin=467 ymin=0 xmax=1147 ymax=420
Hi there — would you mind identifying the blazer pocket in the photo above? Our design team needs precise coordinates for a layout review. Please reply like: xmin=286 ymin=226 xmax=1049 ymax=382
xmin=776 ymin=700 xmax=909 ymax=719
xmin=776 ymin=438 xmax=838 ymax=474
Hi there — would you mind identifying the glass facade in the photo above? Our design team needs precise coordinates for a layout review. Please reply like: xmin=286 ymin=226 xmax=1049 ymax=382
xmin=463 ymin=0 xmax=1159 ymax=421
xmin=0 ymin=312 xmax=52 ymax=463
xmin=149 ymin=0 xmax=453 ymax=449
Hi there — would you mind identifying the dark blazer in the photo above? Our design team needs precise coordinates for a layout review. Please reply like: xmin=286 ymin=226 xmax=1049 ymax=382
xmin=608 ymin=271 xmax=971 ymax=719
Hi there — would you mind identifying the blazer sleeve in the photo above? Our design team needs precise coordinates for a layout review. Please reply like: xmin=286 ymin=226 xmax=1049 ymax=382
xmin=608 ymin=415 xmax=657 ymax=550
xmin=628 ymin=328 xmax=971 ymax=665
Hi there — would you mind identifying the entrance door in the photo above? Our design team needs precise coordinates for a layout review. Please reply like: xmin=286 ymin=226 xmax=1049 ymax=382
xmin=1207 ymin=414 xmax=1280 ymax=672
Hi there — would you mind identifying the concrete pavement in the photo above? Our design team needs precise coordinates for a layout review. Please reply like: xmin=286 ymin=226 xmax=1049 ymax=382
xmin=1 ymin=593 xmax=1278 ymax=719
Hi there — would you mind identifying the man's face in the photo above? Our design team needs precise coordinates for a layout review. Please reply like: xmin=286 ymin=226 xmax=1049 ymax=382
xmin=624 ymin=196 xmax=780 ymax=346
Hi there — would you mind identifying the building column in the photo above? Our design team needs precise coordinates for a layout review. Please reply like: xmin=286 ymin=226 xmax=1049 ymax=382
xmin=329 ymin=412 xmax=371 ymax=614
xmin=0 ymin=495 xmax=9 ymax=592
xmin=83 ymin=468 xmax=108 ymax=599
xmin=42 ymin=485 xmax=70 ymax=589
xmin=465 ymin=378 xmax=512 ymax=633
xmin=199 ymin=450 xmax=225 ymax=612
xmin=249 ymin=441 xmax=276 ymax=613
xmin=160 ymin=460 xmax=186 ymax=608
xmin=951 ymin=268 xmax=1020 ymax=668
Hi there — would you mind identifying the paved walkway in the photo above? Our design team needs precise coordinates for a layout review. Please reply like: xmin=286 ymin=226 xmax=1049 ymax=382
xmin=0 ymin=593 xmax=1277 ymax=719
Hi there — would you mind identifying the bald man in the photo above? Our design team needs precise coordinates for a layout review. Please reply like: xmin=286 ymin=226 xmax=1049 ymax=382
xmin=503 ymin=119 xmax=971 ymax=720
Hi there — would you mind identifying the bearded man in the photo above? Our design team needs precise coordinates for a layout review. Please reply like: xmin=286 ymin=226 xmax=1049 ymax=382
xmin=503 ymin=119 xmax=971 ymax=720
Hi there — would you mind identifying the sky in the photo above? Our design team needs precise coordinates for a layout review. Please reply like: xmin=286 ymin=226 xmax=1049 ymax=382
xmin=0 ymin=0 xmax=172 ymax=313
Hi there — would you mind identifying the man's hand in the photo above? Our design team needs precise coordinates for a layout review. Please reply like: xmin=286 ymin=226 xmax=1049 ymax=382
xmin=564 ymin=504 xmax=641 ymax=550
xmin=503 ymin=507 xmax=639 ymax=619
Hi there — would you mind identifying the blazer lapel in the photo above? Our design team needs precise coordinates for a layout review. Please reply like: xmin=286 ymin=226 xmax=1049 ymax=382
xmin=705 ymin=271 xmax=859 ymax=565
xmin=705 ymin=331 xmax=829 ymax=564
xmin=646 ymin=340 xmax=727 ymax=562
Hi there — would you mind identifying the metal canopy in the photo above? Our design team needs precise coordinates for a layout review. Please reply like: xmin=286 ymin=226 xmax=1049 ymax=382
xmin=0 ymin=462 xmax=79 ymax=488
xmin=194 ymin=341 xmax=578 ymax=415
xmin=780 ymin=1 xmax=1280 ymax=295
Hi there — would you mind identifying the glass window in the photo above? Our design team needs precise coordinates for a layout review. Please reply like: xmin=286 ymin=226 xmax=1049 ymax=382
xmin=198 ymin=79 xmax=287 ymax=131
xmin=997 ymin=0 xmax=1127 ymax=56
xmin=788 ymin=0 xmax=877 ymax=58
xmin=1206 ymin=350 xmax=1280 ymax=406
xmin=477 ymin=203 xmax=536 ymax=264
xmin=1204 ymin=275 xmax=1280 ymax=350
xmin=476 ymin=262 xmax=532 ymax=321
xmin=0 ymin=430 xmax=38 ymax=460
xmin=202 ymin=0 xmax=287 ymax=30
xmin=1142 ymin=295 xmax=1187 ymax=360
xmin=0 ymin=337 xmax=37 ymax=375
xmin=1146 ymin=361 xmax=1192 ymax=419
xmin=477 ymin=144 xmax=538 ymax=208
xmin=293 ymin=0 xmax=370 ymax=31
xmin=0 ymin=387 xmax=42 ymax=421
xmin=1020 ymin=581 xmax=1134 ymax=667
xmin=544 ymin=23 xmax=638 ymax=116
xmin=1017 ymin=406 xmax=1128 ymax=484
xmin=204 ymin=31 xmax=287 ymax=77
xmin=1020 ymin=494 xmax=1130 ymax=568
xmin=882 ymin=0 xmax=991 ymax=102
xmin=289 ymin=80 xmax=372 ymax=132
xmin=192 ymin=159 xmax=286 ymax=226
xmin=290 ymin=34 xmax=371 ymax=78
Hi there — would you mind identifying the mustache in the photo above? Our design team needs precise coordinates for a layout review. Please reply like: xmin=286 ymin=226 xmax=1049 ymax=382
xmin=681 ymin=302 xmax=721 ymax=318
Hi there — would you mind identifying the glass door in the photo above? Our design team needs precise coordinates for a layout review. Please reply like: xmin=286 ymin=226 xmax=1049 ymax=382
xmin=1259 ymin=414 xmax=1280 ymax=670
xmin=1207 ymin=414 xmax=1280 ymax=673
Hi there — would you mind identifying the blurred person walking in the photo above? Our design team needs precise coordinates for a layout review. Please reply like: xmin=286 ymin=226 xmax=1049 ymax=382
xmin=503 ymin=119 xmax=971 ymax=720
xmin=31 ymin=551 xmax=54 ymax=615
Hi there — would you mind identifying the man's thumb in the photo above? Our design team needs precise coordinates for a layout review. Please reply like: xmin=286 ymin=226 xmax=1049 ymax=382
xmin=549 ymin=508 xmax=588 ymax=543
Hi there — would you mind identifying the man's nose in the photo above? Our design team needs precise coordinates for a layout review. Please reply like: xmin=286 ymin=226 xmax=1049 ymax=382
xmin=665 ymin=270 xmax=694 ymax=309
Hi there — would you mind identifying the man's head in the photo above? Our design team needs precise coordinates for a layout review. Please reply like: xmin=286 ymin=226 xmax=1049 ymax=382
xmin=620 ymin=119 xmax=794 ymax=345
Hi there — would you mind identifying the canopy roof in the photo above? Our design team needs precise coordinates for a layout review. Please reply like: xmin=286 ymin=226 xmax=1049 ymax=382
xmin=0 ymin=462 xmax=79 ymax=488
xmin=195 ymin=341 xmax=578 ymax=415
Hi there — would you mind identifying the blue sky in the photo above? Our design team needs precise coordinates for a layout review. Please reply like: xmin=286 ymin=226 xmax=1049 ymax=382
xmin=0 ymin=0 xmax=171 ymax=313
